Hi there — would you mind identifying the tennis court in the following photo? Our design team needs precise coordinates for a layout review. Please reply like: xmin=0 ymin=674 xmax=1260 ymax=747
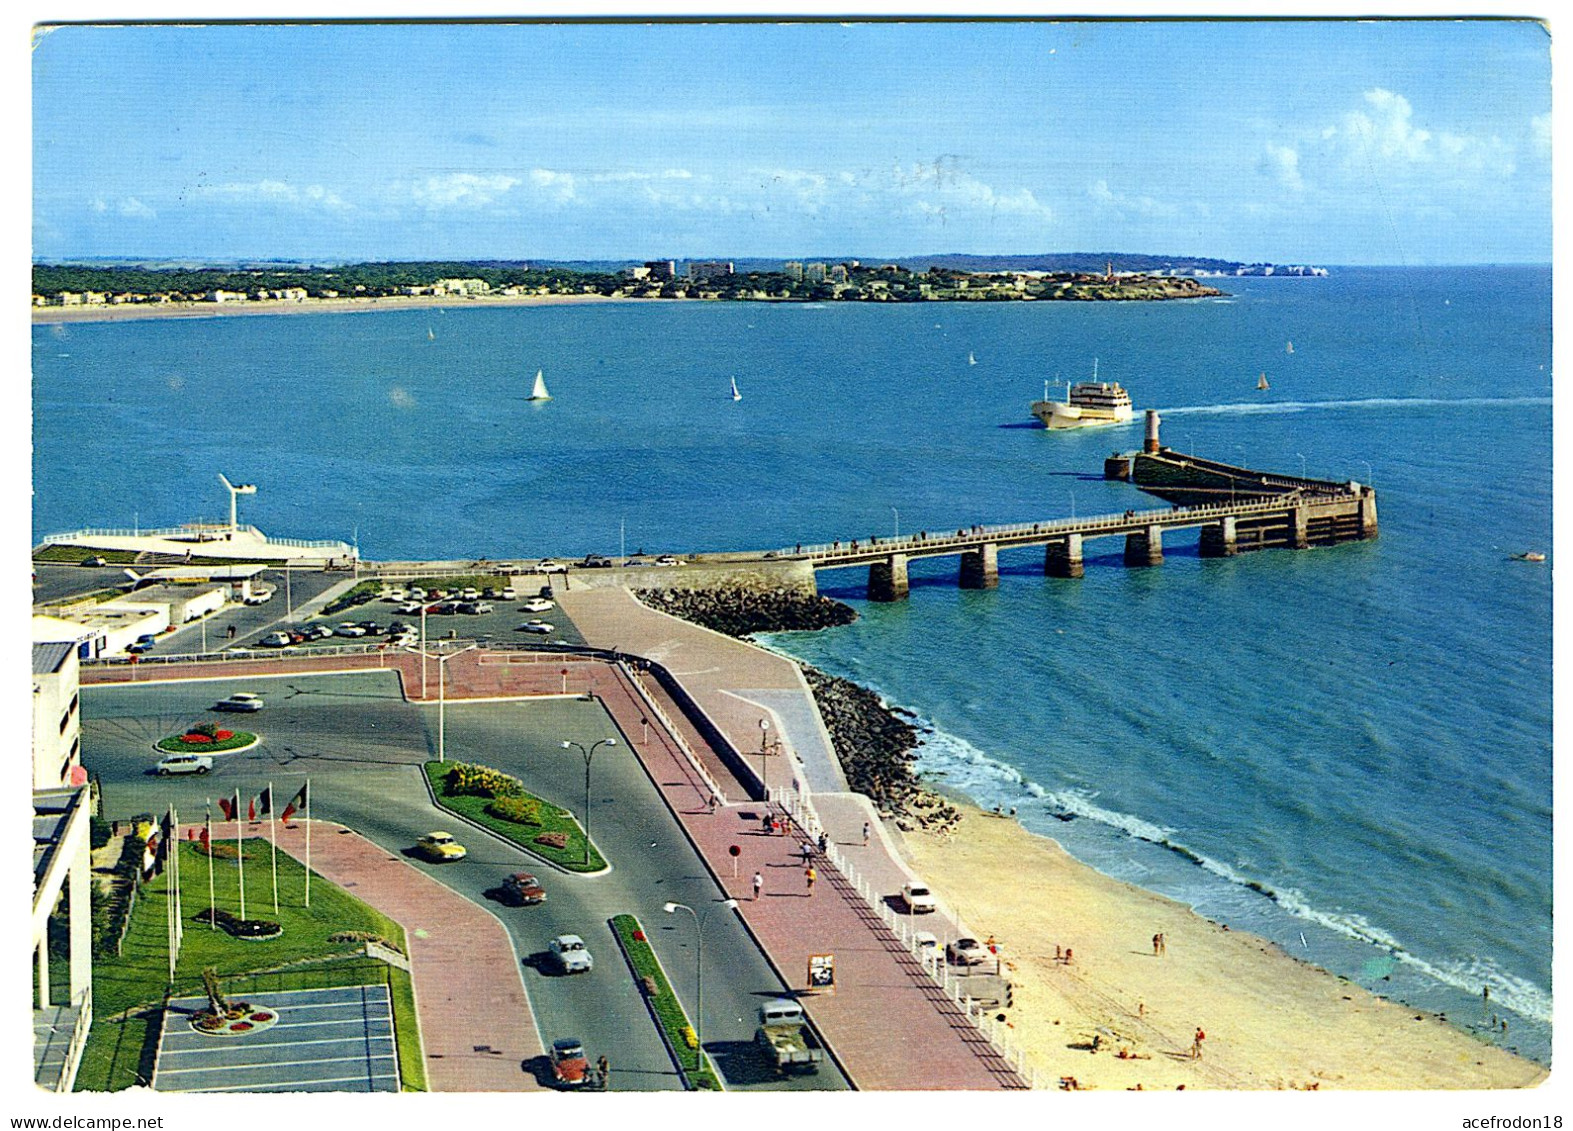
xmin=152 ymin=984 xmax=400 ymax=1093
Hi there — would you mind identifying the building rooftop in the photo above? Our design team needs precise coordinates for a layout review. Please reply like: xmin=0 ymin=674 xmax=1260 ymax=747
xmin=32 ymin=641 xmax=74 ymax=676
xmin=33 ymin=787 xmax=85 ymax=891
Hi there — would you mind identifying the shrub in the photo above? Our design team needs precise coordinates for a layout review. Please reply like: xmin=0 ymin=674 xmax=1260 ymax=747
xmin=194 ymin=907 xmax=282 ymax=939
xmin=443 ymin=762 xmax=525 ymax=800
xmin=534 ymin=831 xmax=568 ymax=849
xmin=681 ymin=1025 xmax=699 ymax=1050
xmin=190 ymin=722 xmax=219 ymax=739
xmin=484 ymin=795 xmax=542 ymax=826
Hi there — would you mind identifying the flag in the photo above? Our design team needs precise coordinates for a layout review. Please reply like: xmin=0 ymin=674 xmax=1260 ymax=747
xmin=141 ymin=826 xmax=162 ymax=881
xmin=248 ymin=796 xmax=256 ymax=822
xmin=254 ymin=785 xmax=273 ymax=819
xmin=199 ymin=824 xmax=209 ymax=851
xmin=218 ymin=792 xmax=238 ymax=821
xmin=281 ymin=782 xmax=308 ymax=823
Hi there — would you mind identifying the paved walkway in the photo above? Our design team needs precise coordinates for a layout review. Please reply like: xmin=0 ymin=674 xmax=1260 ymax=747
xmin=204 ymin=820 xmax=545 ymax=1092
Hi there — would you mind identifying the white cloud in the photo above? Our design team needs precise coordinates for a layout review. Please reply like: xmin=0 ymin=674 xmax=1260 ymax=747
xmin=204 ymin=179 xmax=351 ymax=211
xmin=409 ymin=172 xmax=520 ymax=208
xmin=118 ymin=197 xmax=155 ymax=218
xmin=1263 ymin=143 xmax=1304 ymax=191
xmin=1086 ymin=178 xmax=1178 ymax=218
xmin=1323 ymin=88 xmax=1513 ymax=178
xmin=1531 ymin=113 xmax=1551 ymax=154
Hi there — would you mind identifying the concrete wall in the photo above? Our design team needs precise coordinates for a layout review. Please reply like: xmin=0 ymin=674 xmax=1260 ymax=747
xmin=532 ymin=558 xmax=819 ymax=598
xmin=31 ymin=652 xmax=81 ymax=790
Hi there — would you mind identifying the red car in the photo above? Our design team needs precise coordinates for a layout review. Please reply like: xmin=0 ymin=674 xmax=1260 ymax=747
xmin=501 ymin=872 xmax=547 ymax=905
xmin=551 ymin=1038 xmax=589 ymax=1087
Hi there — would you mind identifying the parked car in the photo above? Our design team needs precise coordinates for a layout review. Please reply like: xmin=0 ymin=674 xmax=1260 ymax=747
xmin=522 ymin=598 xmax=555 ymax=613
xmin=213 ymin=693 xmax=264 ymax=713
xmin=156 ymin=753 xmax=213 ymax=775
xmin=550 ymin=1037 xmax=591 ymax=1088
xmin=127 ymin=639 xmax=156 ymax=654
xmin=398 ymin=600 xmax=424 ymax=614
xmin=656 ymin=555 xmax=685 ymax=566
xmin=80 ymin=555 xmax=108 ymax=567
xmin=259 ymin=632 xmax=293 ymax=648
xmin=913 ymin=930 xmax=940 ymax=957
xmin=500 ymin=587 xmax=517 ymax=601
xmin=500 ymin=872 xmax=547 ymax=905
xmin=518 ymin=620 xmax=555 ymax=634
xmin=580 ymin=555 xmax=612 ymax=568
xmin=946 ymin=937 xmax=989 ymax=966
xmin=537 ymin=559 xmax=568 ymax=573
xmin=309 ymin=624 xmax=335 ymax=640
xmin=413 ymin=831 xmax=467 ymax=862
xmin=408 ymin=588 xmax=427 ymax=600
xmin=356 ymin=620 xmax=385 ymax=634
xmin=899 ymin=882 xmax=937 ymax=914
xmin=335 ymin=623 xmax=367 ymax=637
xmin=461 ymin=587 xmax=480 ymax=600
xmin=548 ymin=934 xmax=594 ymax=974
xmin=456 ymin=602 xmax=479 ymax=615
xmin=471 ymin=602 xmax=494 ymax=614
xmin=243 ymin=588 xmax=274 ymax=605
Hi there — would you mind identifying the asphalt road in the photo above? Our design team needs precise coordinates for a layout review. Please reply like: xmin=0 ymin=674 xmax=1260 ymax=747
xmin=82 ymin=672 xmax=848 ymax=1093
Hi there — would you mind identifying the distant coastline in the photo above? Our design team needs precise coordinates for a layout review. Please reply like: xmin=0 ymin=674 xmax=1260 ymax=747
xmin=30 ymin=291 xmax=632 ymax=325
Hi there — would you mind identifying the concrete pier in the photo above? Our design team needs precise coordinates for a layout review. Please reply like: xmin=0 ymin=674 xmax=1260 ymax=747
xmin=1292 ymin=506 xmax=1310 ymax=550
xmin=1199 ymin=516 xmax=1239 ymax=558
xmin=868 ymin=554 xmax=909 ymax=602
xmin=958 ymin=543 xmax=999 ymax=589
xmin=1124 ymin=525 xmax=1164 ymax=567
xmin=1045 ymin=534 xmax=1085 ymax=578
xmin=1359 ymin=490 xmax=1379 ymax=538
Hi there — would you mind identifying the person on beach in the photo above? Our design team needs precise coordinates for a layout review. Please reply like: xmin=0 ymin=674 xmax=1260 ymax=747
xmin=1158 ymin=932 xmax=1167 ymax=956
xmin=1153 ymin=933 xmax=1161 ymax=956
xmin=752 ymin=871 xmax=763 ymax=901
xmin=1191 ymin=1027 xmax=1206 ymax=1059
xmin=806 ymin=866 xmax=817 ymax=895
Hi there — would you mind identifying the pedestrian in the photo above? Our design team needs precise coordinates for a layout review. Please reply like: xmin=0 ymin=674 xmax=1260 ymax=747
xmin=707 ymin=793 xmax=720 ymax=815
xmin=761 ymin=812 xmax=773 ymax=834
xmin=862 ymin=820 xmax=871 ymax=846
xmin=800 ymin=842 xmax=813 ymax=865
xmin=1192 ymin=1027 xmax=1205 ymax=1059
xmin=752 ymin=871 xmax=763 ymax=901
xmin=227 ymin=624 xmax=236 ymax=639
xmin=1064 ymin=948 xmax=1073 ymax=965
xmin=1158 ymin=932 xmax=1167 ymax=956
xmin=805 ymin=866 xmax=817 ymax=895
xmin=1153 ymin=933 xmax=1161 ymax=957
xmin=597 ymin=1054 xmax=610 ymax=1089
xmin=1138 ymin=1000 xmax=1146 ymax=1018
xmin=817 ymin=831 xmax=829 ymax=853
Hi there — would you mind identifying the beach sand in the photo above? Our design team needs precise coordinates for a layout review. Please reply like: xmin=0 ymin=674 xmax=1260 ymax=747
xmin=30 ymin=290 xmax=634 ymax=324
xmin=901 ymin=801 xmax=1546 ymax=1091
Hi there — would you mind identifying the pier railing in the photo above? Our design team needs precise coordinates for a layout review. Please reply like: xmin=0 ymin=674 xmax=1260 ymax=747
xmin=40 ymin=524 xmax=349 ymax=551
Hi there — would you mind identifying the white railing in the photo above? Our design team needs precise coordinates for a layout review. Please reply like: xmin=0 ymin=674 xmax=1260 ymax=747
xmin=40 ymin=524 xmax=348 ymax=551
xmin=617 ymin=662 xmax=727 ymax=804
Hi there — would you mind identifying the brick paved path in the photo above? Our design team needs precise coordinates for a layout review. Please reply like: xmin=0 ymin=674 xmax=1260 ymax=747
xmin=205 ymin=821 xmax=545 ymax=1092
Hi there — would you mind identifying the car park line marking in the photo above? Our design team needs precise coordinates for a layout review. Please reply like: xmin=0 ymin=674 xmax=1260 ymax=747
xmin=163 ymin=1071 xmax=402 ymax=1093
xmin=160 ymin=1028 xmax=394 ymax=1055
xmin=157 ymin=1049 xmax=397 ymax=1074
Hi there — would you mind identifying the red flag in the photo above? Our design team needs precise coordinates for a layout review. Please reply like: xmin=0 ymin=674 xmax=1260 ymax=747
xmin=218 ymin=790 xmax=240 ymax=822
xmin=254 ymin=785 xmax=273 ymax=818
xmin=281 ymin=782 xmax=308 ymax=823
xmin=248 ymin=797 xmax=256 ymax=822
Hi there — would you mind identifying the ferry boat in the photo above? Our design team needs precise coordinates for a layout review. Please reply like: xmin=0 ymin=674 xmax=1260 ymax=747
xmin=1031 ymin=361 xmax=1134 ymax=429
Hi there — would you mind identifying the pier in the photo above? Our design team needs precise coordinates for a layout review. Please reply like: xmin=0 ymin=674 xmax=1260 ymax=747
xmin=777 ymin=485 xmax=1377 ymax=601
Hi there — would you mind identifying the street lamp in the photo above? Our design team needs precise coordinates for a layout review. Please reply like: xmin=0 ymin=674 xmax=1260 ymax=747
xmin=1297 ymin=452 xmax=1307 ymax=480
xmin=1358 ymin=459 xmax=1374 ymax=489
xmin=404 ymin=642 xmax=477 ymax=762
xmin=663 ymin=898 xmax=740 ymax=1071
xmin=561 ymin=737 xmax=617 ymax=865
xmin=758 ymin=718 xmax=773 ymax=801
xmin=891 ymin=506 xmax=899 ymax=540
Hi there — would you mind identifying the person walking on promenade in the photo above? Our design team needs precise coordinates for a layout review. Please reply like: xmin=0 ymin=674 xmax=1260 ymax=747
xmin=817 ymin=831 xmax=829 ymax=853
xmin=597 ymin=1055 xmax=610 ymax=1089
xmin=707 ymin=793 xmax=719 ymax=815
xmin=752 ymin=871 xmax=764 ymax=901
xmin=805 ymin=866 xmax=817 ymax=896
xmin=862 ymin=820 xmax=871 ymax=846
xmin=800 ymin=842 xmax=813 ymax=866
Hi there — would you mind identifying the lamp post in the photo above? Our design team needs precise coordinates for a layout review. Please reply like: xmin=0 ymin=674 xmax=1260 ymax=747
xmin=404 ymin=642 xmax=476 ymax=762
xmin=562 ymin=737 xmax=617 ymax=865
xmin=758 ymin=718 xmax=772 ymax=801
xmin=663 ymin=898 xmax=739 ymax=1070
xmin=1297 ymin=452 xmax=1307 ymax=480
xmin=891 ymin=506 xmax=899 ymax=540
xmin=1359 ymin=459 xmax=1374 ymax=489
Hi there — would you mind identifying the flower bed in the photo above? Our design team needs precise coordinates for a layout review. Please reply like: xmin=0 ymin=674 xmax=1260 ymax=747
xmin=610 ymin=914 xmax=720 ymax=1090
xmin=190 ymin=1003 xmax=280 ymax=1037
xmin=194 ymin=907 xmax=283 ymax=940
xmin=157 ymin=729 xmax=257 ymax=754
xmin=423 ymin=762 xmax=605 ymax=872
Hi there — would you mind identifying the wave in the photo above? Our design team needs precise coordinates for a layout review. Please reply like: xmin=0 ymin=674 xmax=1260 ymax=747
xmin=1163 ymin=396 xmax=1551 ymax=418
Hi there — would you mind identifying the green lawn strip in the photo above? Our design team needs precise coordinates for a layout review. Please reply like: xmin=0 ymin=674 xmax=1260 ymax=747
xmin=33 ymin=546 xmax=141 ymax=564
xmin=78 ymin=838 xmax=423 ymax=1092
xmin=386 ymin=967 xmax=426 ymax=1091
xmin=422 ymin=761 xmax=606 ymax=873
xmin=404 ymin=574 xmax=511 ymax=593
xmin=321 ymin=580 xmax=383 ymax=616
xmin=609 ymin=914 xmax=721 ymax=1091
xmin=155 ymin=730 xmax=258 ymax=754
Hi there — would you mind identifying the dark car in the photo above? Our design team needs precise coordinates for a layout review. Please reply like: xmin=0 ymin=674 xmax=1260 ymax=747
xmin=501 ymin=872 xmax=547 ymax=905
xmin=356 ymin=620 xmax=384 ymax=634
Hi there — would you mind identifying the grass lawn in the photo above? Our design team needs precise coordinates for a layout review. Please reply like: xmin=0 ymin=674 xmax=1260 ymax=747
xmin=610 ymin=914 xmax=720 ymax=1090
xmin=76 ymin=838 xmax=427 ymax=1092
xmin=424 ymin=761 xmax=606 ymax=872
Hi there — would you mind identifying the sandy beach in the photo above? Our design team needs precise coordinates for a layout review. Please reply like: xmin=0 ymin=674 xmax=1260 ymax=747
xmin=29 ymin=290 xmax=636 ymax=325
xmin=901 ymin=801 xmax=1546 ymax=1091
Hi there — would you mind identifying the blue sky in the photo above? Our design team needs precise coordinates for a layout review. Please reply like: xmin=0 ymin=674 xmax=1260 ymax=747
xmin=31 ymin=19 xmax=1552 ymax=264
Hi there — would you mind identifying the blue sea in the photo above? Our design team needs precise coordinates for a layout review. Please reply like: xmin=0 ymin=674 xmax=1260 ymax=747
xmin=31 ymin=267 xmax=1553 ymax=1061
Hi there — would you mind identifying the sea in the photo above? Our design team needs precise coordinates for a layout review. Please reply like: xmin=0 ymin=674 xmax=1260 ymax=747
xmin=31 ymin=266 xmax=1553 ymax=1063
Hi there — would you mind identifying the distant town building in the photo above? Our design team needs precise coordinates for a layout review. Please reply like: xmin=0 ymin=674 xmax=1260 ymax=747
xmin=644 ymin=260 xmax=677 ymax=280
xmin=433 ymin=277 xmax=491 ymax=296
xmin=686 ymin=261 xmax=735 ymax=282
xmin=205 ymin=289 xmax=247 ymax=303
xmin=783 ymin=261 xmax=804 ymax=281
xmin=803 ymin=262 xmax=827 ymax=283
xmin=829 ymin=264 xmax=848 ymax=283
xmin=625 ymin=265 xmax=652 ymax=280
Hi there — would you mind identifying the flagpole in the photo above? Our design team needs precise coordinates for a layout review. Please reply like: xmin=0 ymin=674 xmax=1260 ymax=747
xmin=235 ymin=790 xmax=246 ymax=921
xmin=206 ymin=809 xmax=215 ymax=930
xmin=172 ymin=805 xmax=183 ymax=949
xmin=305 ymin=778 xmax=312 ymax=909
xmin=165 ymin=810 xmax=174 ymax=984
xmin=268 ymin=783 xmax=279 ymax=916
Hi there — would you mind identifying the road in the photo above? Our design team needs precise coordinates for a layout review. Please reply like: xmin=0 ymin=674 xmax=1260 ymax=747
xmin=82 ymin=672 xmax=849 ymax=1093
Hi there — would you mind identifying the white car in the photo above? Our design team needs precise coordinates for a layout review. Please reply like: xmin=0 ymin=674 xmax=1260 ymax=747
xmin=259 ymin=632 xmax=293 ymax=648
xmin=946 ymin=937 xmax=990 ymax=966
xmin=537 ymin=559 xmax=568 ymax=573
xmin=500 ymin=587 xmax=517 ymax=601
xmin=656 ymin=555 xmax=685 ymax=566
xmin=519 ymin=620 xmax=555 ymax=634
xmin=408 ymin=588 xmax=427 ymax=600
xmin=156 ymin=753 xmax=213 ymax=775
xmin=242 ymin=589 xmax=274 ymax=606
xmin=549 ymin=934 xmax=594 ymax=974
xmin=399 ymin=601 xmax=425 ymax=614
xmin=523 ymin=598 xmax=555 ymax=613
xmin=335 ymin=623 xmax=367 ymax=637
xmin=899 ymin=882 xmax=937 ymax=914
xmin=214 ymin=693 xmax=264 ymax=712
xmin=912 ymin=930 xmax=940 ymax=956
xmin=461 ymin=587 xmax=480 ymax=600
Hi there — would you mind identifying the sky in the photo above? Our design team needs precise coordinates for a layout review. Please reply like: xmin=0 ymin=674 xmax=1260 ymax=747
xmin=29 ymin=18 xmax=1555 ymax=266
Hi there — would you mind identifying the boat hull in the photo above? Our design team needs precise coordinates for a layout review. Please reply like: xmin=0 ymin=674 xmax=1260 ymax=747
xmin=1031 ymin=400 xmax=1134 ymax=429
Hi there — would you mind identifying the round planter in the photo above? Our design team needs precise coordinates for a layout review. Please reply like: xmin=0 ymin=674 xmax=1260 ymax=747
xmin=190 ymin=1006 xmax=281 ymax=1037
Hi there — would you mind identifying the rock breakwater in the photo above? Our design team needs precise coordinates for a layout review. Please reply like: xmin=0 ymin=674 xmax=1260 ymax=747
xmin=637 ymin=585 xmax=856 ymax=636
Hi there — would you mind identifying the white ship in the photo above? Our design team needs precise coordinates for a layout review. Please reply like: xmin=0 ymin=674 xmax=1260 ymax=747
xmin=1030 ymin=361 xmax=1134 ymax=429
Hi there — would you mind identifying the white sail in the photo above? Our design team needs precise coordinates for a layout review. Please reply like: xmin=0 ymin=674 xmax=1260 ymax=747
xmin=968 ymin=351 xmax=977 ymax=366
xmin=427 ymin=327 xmax=435 ymax=341
xmin=730 ymin=377 xmax=742 ymax=401
xmin=529 ymin=369 xmax=551 ymax=401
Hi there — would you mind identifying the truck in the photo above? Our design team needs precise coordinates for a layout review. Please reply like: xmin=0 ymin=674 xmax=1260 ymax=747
xmin=755 ymin=998 xmax=823 ymax=1075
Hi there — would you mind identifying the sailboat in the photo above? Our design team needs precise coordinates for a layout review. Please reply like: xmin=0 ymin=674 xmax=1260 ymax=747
xmin=1285 ymin=340 xmax=1294 ymax=354
xmin=730 ymin=377 xmax=742 ymax=402
xmin=1257 ymin=372 xmax=1270 ymax=391
xmin=968 ymin=351 xmax=977 ymax=366
xmin=428 ymin=327 xmax=435 ymax=341
xmin=528 ymin=369 xmax=551 ymax=402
